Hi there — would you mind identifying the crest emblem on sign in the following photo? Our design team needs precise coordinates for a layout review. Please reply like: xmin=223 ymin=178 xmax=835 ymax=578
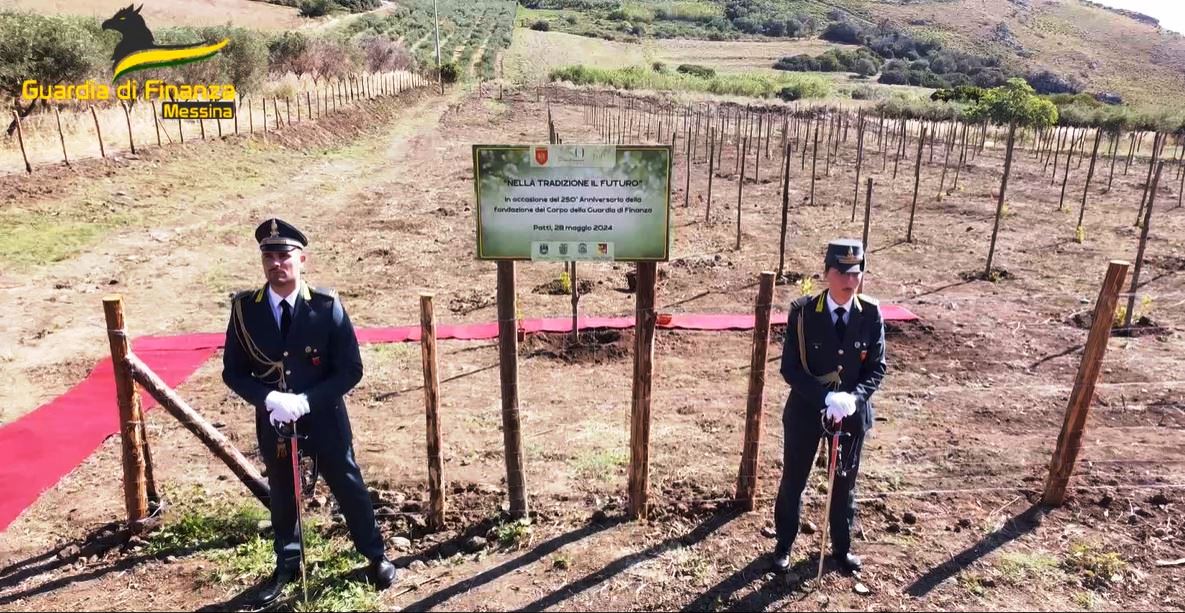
xmin=534 ymin=147 xmax=549 ymax=165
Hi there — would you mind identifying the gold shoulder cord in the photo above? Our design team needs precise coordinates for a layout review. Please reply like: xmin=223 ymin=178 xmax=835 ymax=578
xmin=796 ymin=299 xmax=841 ymax=391
xmin=232 ymin=295 xmax=287 ymax=391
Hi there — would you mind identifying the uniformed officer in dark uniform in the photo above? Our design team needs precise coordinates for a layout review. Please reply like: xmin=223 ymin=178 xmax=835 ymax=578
xmin=222 ymin=218 xmax=396 ymax=606
xmin=772 ymin=238 xmax=887 ymax=574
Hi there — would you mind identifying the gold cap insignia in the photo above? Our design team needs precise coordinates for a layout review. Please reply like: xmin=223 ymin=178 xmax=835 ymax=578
xmin=838 ymin=246 xmax=862 ymax=265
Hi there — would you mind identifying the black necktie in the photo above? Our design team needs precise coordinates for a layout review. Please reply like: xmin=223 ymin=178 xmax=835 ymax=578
xmin=834 ymin=307 xmax=847 ymax=340
xmin=280 ymin=300 xmax=292 ymax=341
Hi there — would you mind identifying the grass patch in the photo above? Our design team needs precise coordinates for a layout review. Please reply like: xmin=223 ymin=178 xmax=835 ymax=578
xmin=0 ymin=214 xmax=109 ymax=268
xmin=549 ymin=64 xmax=830 ymax=99
xmin=490 ymin=517 xmax=533 ymax=549
xmin=156 ymin=490 xmax=384 ymax=611
xmin=366 ymin=343 xmax=419 ymax=368
xmin=957 ymin=572 xmax=986 ymax=597
xmin=996 ymin=550 xmax=1062 ymax=584
xmin=207 ymin=518 xmax=382 ymax=612
xmin=1063 ymin=542 xmax=1126 ymax=589
xmin=571 ymin=448 xmax=628 ymax=482
xmin=1074 ymin=590 xmax=1101 ymax=610
xmin=147 ymin=498 xmax=269 ymax=557
xmin=667 ymin=546 xmax=712 ymax=585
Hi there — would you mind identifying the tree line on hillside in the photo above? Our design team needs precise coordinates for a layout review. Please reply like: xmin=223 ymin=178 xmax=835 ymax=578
xmin=256 ymin=0 xmax=382 ymax=17
xmin=774 ymin=10 xmax=1085 ymax=97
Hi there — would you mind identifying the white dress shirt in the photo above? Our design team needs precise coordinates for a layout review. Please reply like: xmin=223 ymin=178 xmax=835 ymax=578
xmin=267 ymin=285 xmax=298 ymax=331
xmin=825 ymin=291 xmax=854 ymax=326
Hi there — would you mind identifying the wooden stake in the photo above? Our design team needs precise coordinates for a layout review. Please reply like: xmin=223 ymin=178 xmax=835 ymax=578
xmin=570 ymin=262 xmax=580 ymax=345
xmin=684 ymin=111 xmax=692 ymax=208
xmin=1041 ymin=260 xmax=1129 ymax=506
xmin=627 ymin=262 xmax=658 ymax=520
xmin=754 ymin=113 xmax=762 ymax=183
xmin=1124 ymin=131 xmax=1137 ymax=175
xmin=1057 ymin=133 xmax=1073 ymax=211
xmin=906 ymin=126 xmax=927 ymax=243
xmin=861 ymin=177 xmax=874 ymax=262
xmin=937 ymin=121 xmax=954 ymax=198
xmin=809 ymin=119 xmax=819 ymax=206
xmin=777 ymin=141 xmax=792 ymax=279
xmin=91 ymin=106 xmax=106 ymax=159
xmin=103 ymin=296 xmax=148 ymax=525
xmin=1135 ymin=132 xmax=1165 ymax=225
xmin=54 ymin=107 xmax=69 ymax=166
xmin=850 ymin=116 xmax=865 ymax=222
xmin=1076 ymin=129 xmax=1103 ymax=236
xmin=706 ymin=127 xmax=715 ymax=222
xmin=735 ymin=271 xmax=776 ymax=511
xmin=951 ymin=122 xmax=968 ymax=193
xmin=1125 ymin=162 xmax=1164 ymax=327
xmin=120 ymin=103 xmax=136 ymax=154
xmin=737 ymin=136 xmax=747 ymax=250
xmin=125 ymin=354 xmax=269 ymax=505
xmin=985 ymin=123 xmax=1018 ymax=278
xmin=13 ymin=110 xmax=31 ymax=174
xmin=496 ymin=261 xmax=528 ymax=518
xmin=420 ymin=294 xmax=446 ymax=531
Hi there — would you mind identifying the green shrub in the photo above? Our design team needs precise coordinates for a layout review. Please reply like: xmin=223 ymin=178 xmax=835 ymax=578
xmin=440 ymin=61 xmax=459 ymax=83
xmin=299 ymin=0 xmax=331 ymax=18
xmin=853 ymin=57 xmax=878 ymax=77
xmin=531 ymin=19 xmax=551 ymax=31
xmin=850 ymin=85 xmax=877 ymax=100
xmin=822 ymin=19 xmax=865 ymax=44
xmin=676 ymin=63 xmax=715 ymax=78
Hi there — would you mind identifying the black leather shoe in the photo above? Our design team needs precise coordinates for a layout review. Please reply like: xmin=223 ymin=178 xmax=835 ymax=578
xmin=251 ymin=567 xmax=296 ymax=607
xmin=369 ymin=557 xmax=397 ymax=590
xmin=834 ymin=552 xmax=863 ymax=573
xmin=771 ymin=551 xmax=791 ymax=573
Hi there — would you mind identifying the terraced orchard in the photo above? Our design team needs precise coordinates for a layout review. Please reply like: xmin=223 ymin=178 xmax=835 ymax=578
xmin=343 ymin=0 xmax=516 ymax=79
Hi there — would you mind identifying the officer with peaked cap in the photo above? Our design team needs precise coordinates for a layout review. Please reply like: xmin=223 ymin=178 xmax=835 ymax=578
xmin=771 ymin=238 xmax=887 ymax=575
xmin=222 ymin=218 xmax=396 ymax=606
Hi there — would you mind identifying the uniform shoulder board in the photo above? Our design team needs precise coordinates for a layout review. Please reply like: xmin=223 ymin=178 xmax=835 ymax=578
xmin=858 ymin=294 xmax=880 ymax=306
xmin=789 ymin=294 xmax=814 ymax=311
xmin=311 ymin=286 xmax=338 ymax=299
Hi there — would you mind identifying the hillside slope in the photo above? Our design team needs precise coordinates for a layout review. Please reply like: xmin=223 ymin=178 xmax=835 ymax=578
xmin=824 ymin=0 xmax=1185 ymax=107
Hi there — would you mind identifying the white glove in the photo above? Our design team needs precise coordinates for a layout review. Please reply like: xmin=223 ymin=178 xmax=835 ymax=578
xmin=292 ymin=394 xmax=310 ymax=420
xmin=265 ymin=390 xmax=284 ymax=415
xmin=824 ymin=391 xmax=858 ymax=423
xmin=265 ymin=391 xmax=300 ymax=426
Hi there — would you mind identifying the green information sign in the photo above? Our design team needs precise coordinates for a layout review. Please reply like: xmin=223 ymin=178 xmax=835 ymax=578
xmin=473 ymin=144 xmax=672 ymax=261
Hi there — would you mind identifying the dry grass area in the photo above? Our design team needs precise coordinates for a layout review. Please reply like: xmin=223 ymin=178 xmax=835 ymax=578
xmin=1 ymin=0 xmax=307 ymax=30
xmin=505 ymin=28 xmax=861 ymax=84
xmin=651 ymin=38 xmax=856 ymax=74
